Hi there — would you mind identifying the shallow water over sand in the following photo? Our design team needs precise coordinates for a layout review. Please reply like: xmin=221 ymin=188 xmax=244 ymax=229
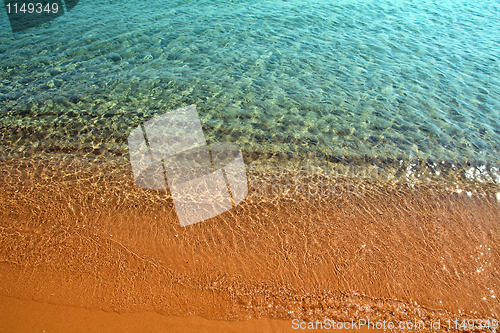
xmin=0 ymin=155 xmax=499 ymax=331
xmin=1 ymin=0 xmax=500 ymax=167
xmin=1 ymin=0 xmax=500 ymax=330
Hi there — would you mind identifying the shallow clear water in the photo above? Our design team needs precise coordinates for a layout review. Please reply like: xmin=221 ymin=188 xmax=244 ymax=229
xmin=2 ymin=1 xmax=500 ymax=323
xmin=1 ymin=0 xmax=499 ymax=170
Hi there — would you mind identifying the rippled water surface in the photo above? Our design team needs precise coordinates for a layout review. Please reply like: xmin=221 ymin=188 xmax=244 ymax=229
xmin=2 ymin=1 xmax=500 ymax=325
xmin=1 ymin=0 xmax=499 ymax=170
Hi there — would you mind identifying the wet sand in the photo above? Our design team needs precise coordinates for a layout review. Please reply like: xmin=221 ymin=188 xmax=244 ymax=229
xmin=0 ymin=155 xmax=499 ymax=331
xmin=0 ymin=294 xmax=384 ymax=332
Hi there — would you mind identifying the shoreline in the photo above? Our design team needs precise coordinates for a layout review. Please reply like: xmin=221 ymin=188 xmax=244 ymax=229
xmin=0 ymin=294 xmax=385 ymax=333
xmin=0 ymin=155 xmax=499 ymax=331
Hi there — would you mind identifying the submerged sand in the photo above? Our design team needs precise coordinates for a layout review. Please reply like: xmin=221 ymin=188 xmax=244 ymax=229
xmin=0 ymin=154 xmax=499 ymax=332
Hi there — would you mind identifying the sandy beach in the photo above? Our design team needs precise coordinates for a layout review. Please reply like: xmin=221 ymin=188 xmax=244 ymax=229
xmin=2 ymin=0 xmax=500 ymax=331
xmin=0 ymin=154 xmax=498 ymax=332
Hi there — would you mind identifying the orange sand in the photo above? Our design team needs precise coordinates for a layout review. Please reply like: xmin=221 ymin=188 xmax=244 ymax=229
xmin=0 ymin=294 xmax=384 ymax=332
xmin=0 ymin=155 xmax=499 ymax=332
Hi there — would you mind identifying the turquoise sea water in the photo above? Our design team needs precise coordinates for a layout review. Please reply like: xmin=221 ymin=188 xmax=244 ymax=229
xmin=1 ymin=0 xmax=499 ymax=181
